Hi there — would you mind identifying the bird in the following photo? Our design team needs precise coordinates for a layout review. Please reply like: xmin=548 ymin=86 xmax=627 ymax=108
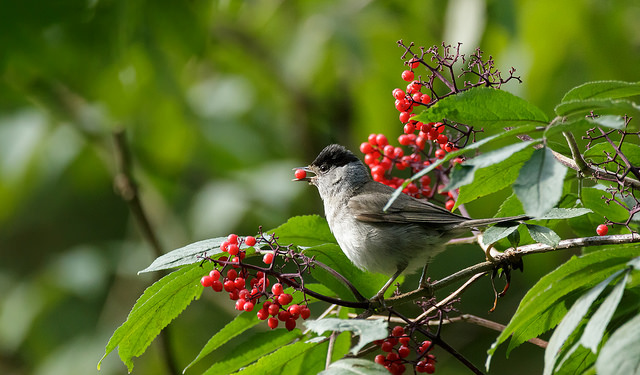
xmin=296 ymin=144 xmax=528 ymax=300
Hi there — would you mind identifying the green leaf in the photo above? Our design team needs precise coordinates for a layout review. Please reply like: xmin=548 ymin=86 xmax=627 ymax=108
xmin=536 ymin=207 xmax=593 ymax=220
xmin=543 ymin=269 xmax=625 ymax=375
xmin=184 ymin=310 xmax=262 ymax=372
xmin=486 ymin=246 xmax=640 ymax=370
xmin=319 ymin=358 xmax=389 ymax=375
xmin=579 ymin=272 xmax=629 ymax=353
xmin=234 ymin=339 xmax=325 ymax=374
xmin=544 ymin=116 xmax=626 ymax=139
xmin=554 ymin=344 xmax=596 ymax=375
xmin=202 ymin=329 xmax=301 ymax=375
xmin=481 ymin=224 xmax=520 ymax=246
xmin=138 ymin=237 xmax=229 ymax=273
xmin=98 ymin=265 xmax=205 ymax=372
xmin=446 ymin=141 xmax=535 ymax=191
xmin=581 ymin=187 xmax=630 ymax=222
xmin=525 ymin=224 xmax=561 ymax=248
xmin=266 ymin=215 xmax=337 ymax=246
xmin=411 ymin=86 xmax=549 ymax=128
xmin=304 ymin=318 xmax=388 ymax=355
xmin=554 ymin=98 xmax=640 ymax=117
xmin=561 ymin=81 xmax=640 ymax=102
xmin=595 ymin=312 xmax=640 ymax=375
xmin=454 ymin=146 xmax=535 ymax=208
xmin=514 ymin=147 xmax=568 ymax=217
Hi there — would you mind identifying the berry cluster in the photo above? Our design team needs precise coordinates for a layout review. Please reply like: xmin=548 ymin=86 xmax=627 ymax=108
xmin=200 ymin=234 xmax=311 ymax=331
xmin=360 ymin=132 xmax=460 ymax=210
xmin=373 ymin=325 xmax=437 ymax=374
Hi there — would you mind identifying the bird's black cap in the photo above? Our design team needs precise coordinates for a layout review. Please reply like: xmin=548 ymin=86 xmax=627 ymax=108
xmin=311 ymin=144 xmax=360 ymax=169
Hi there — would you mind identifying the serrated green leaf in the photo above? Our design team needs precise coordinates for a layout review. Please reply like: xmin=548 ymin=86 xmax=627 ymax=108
xmin=536 ymin=208 xmax=593 ymax=220
xmin=319 ymin=358 xmax=389 ymax=375
xmin=481 ymin=224 xmax=520 ymax=246
xmin=98 ymin=265 xmax=205 ymax=372
xmin=580 ymin=272 xmax=629 ymax=353
xmin=411 ymin=86 xmax=549 ymax=128
xmin=454 ymin=146 xmax=535 ymax=208
xmin=184 ymin=310 xmax=262 ymax=372
xmin=544 ymin=269 xmax=625 ymax=375
xmin=554 ymin=98 xmax=640 ymax=117
xmin=554 ymin=343 xmax=596 ymax=375
xmin=266 ymin=215 xmax=337 ymax=246
xmin=514 ymin=147 xmax=568 ymax=217
xmin=486 ymin=246 xmax=640 ymax=370
xmin=234 ymin=339 xmax=324 ymax=374
xmin=526 ymin=224 xmax=560 ymax=248
xmin=561 ymin=81 xmax=640 ymax=102
xmin=201 ymin=329 xmax=301 ymax=375
xmin=596 ymin=312 xmax=640 ymax=375
xmin=543 ymin=116 xmax=626 ymax=139
xmin=304 ymin=318 xmax=388 ymax=355
xmin=139 ymin=237 xmax=227 ymax=273
xmin=447 ymin=141 xmax=535 ymax=191
xmin=581 ymin=187 xmax=630 ymax=222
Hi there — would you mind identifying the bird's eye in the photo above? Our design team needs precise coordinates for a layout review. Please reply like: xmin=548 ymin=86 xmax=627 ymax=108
xmin=319 ymin=164 xmax=330 ymax=173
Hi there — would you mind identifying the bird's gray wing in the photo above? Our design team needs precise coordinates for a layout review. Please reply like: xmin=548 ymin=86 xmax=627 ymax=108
xmin=347 ymin=182 xmax=469 ymax=226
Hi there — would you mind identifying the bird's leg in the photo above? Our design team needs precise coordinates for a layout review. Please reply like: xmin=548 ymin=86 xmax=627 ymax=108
xmin=372 ymin=267 xmax=405 ymax=303
xmin=418 ymin=262 xmax=430 ymax=289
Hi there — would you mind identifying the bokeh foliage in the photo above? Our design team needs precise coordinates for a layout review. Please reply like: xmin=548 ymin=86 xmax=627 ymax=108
xmin=1 ymin=1 xmax=639 ymax=374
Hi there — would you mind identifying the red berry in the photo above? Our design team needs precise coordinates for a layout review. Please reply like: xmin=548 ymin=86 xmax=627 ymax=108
xmin=412 ymin=92 xmax=422 ymax=102
xmin=227 ymin=244 xmax=239 ymax=256
xmin=435 ymin=149 xmax=446 ymax=159
xmin=243 ymin=301 xmax=255 ymax=312
xmin=368 ymin=133 xmax=378 ymax=145
xmin=211 ymin=280 xmax=223 ymax=292
xmin=272 ymin=283 xmax=283 ymax=295
xmin=285 ymin=318 xmax=297 ymax=331
xmin=235 ymin=299 xmax=246 ymax=311
xmin=399 ymin=335 xmax=410 ymax=345
xmin=238 ymin=288 xmax=250 ymax=300
xmin=398 ymin=345 xmax=410 ymax=358
xmin=200 ymin=276 xmax=213 ymax=287
xmin=268 ymin=303 xmax=280 ymax=316
xmin=288 ymin=304 xmax=301 ymax=316
xmin=398 ymin=134 xmax=412 ymax=146
xmin=220 ymin=241 xmax=229 ymax=252
xmin=409 ymin=58 xmax=420 ymax=69
xmin=403 ymin=122 xmax=416 ymax=134
xmin=399 ymin=111 xmax=411 ymax=123
xmin=227 ymin=234 xmax=238 ymax=244
xmin=231 ymin=256 xmax=240 ymax=266
xmin=375 ymin=354 xmax=386 ymax=365
xmin=234 ymin=277 xmax=245 ymax=289
xmin=436 ymin=134 xmax=448 ymax=145
xmin=381 ymin=341 xmax=394 ymax=352
xmin=300 ymin=306 xmax=311 ymax=320
xmin=421 ymin=94 xmax=431 ymax=104
xmin=294 ymin=169 xmax=307 ymax=180
xmin=227 ymin=269 xmax=237 ymax=281
xmin=223 ymin=280 xmax=235 ymax=292
xmin=278 ymin=293 xmax=293 ymax=306
xmin=244 ymin=236 xmax=256 ymax=246
xmin=386 ymin=352 xmax=399 ymax=362
xmin=360 ymin=142 xmax=374 ymax=154
xmin=376 ymin=134 xmax=388 ymax=147
xmin=445 ymin=199 xmax=455 ymax=211
xmin=425 ymin=363 xmax=435 ymax=374
xmin=267 ymin=317 xmax=278 ymax=329
xmin=256 ymin=309 xmax=269 ymax=320
xmin=596 ymin=224 xmax=608 ymax=236
xmin=263 ymin=252 xmax=274 ymax=265
xmin=392 ymin=326 xmax=404 ymax=337
xmin=395 ymin=99 xmax=411 ymax=112
xmin=209 ymin=269 xmax=221 ymax=280
xmin=392 ymin=88 xmax=405 ymax=100
xmin=401 ymin=70 xmax=415 ymax=82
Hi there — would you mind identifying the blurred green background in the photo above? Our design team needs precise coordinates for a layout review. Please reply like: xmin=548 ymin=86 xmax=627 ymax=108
xmin=1 ymin=1 xmax=639 ymax=374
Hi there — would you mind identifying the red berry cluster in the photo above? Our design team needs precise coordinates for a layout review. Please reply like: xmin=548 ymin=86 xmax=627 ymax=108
xmin=373 ymin=325 xmax=437 ymax=374
xmin=200 ymin=234 xmax=311 ymax=331
xmin=360 ymin=133 xmax=460 ymax=209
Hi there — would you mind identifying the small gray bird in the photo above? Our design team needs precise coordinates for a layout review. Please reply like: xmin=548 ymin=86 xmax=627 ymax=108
xmin=296 ymin=144 xmax=528 ymax=300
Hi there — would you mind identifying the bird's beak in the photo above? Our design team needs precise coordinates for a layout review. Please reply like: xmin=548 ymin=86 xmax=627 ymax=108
xmin=292 ymin=166 xmax=314 ymax=182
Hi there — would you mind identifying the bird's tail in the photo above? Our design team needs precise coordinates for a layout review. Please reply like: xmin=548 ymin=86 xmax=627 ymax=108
xmin=453 ymin=214 xmax=530 ymax=229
